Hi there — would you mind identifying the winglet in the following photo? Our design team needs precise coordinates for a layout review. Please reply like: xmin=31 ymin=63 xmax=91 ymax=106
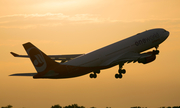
xmin=10 ymin=52 xmax=19 ymax=57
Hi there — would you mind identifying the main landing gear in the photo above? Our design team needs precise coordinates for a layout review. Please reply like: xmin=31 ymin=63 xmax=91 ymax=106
xmin=115 ymin=63 xmax=126 ymax=79
xmin=89 ymin=70 xmax=100 ymax=78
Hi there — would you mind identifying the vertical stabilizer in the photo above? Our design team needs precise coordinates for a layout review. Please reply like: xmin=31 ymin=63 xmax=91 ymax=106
xmin=23 ymin=42 xmax=59 ymax=73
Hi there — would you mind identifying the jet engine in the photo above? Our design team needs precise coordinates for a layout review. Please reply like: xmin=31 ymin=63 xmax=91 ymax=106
xmin=138 ymin=50 xmax=159 ymax=64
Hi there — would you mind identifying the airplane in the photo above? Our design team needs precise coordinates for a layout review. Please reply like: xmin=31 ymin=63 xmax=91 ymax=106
xmin=10 ymin=28 xmax=169 ymax=79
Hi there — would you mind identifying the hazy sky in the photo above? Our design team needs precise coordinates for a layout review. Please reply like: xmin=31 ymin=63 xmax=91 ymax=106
xmin=0 ymin=0 xmax=180 ymax=108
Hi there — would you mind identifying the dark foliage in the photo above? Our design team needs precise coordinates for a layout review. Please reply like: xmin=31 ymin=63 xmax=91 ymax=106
xmin=51 ymin=104 xmax=62 ymax=108
xmin=63 ymin=104 xmax=85 ymax=108
xmin=1 ymin=105 xmax=13 ymax=108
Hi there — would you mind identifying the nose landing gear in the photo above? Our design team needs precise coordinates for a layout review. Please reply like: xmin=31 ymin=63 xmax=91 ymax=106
xmin=154 ymin=45 xmax=160 ymax=55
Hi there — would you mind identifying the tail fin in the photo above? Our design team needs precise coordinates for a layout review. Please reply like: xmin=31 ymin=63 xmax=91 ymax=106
xmin=23 ymin=42 xmax=59 ymax=73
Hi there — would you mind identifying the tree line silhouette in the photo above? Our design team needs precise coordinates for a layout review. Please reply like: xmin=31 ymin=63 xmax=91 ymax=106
xmin=51 ymin=104 xmax=111 ymax=108
xmin=1 ymin=105 xmax=12 ymax=108
xmin=1 ymin=104 xmax=180 ymax=108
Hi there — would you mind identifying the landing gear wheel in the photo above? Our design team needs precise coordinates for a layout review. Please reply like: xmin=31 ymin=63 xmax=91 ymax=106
xmin=115 ymin=74 xmax=119 ymax=79
xmin=118 ymin=74 xmax=122 ymax=78
xmin=93 ymin=74 xmax=97 ymax=78
xmin=115 ymin=74 xmax=122 ymax=79
xmin=90 ymin=74 xmax=94 ymax=78
xmin=89 ymin=73 xmax=97 ymax=78
xmin=118 ymin=69 xmax=126 ymax=74
xmin=121 ymin=69 xmax=126 ymax=74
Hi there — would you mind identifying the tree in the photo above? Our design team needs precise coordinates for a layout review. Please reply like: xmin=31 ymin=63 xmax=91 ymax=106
xmin=63 ymin=104 xmax=85 ymax=108
xmin=131 ymin=106 xmax=141 ymax=108
xmin=51 ymin=104 xmax=62 ymax=108
xmin=1 ymin=105 xmax=13 ymax=108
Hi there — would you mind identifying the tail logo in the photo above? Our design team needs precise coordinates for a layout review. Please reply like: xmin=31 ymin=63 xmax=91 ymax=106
xmin=27 ymin=47 xmax=47 ymax=72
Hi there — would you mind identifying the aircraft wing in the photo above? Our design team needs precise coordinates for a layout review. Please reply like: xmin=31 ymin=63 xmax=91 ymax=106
xmin=10 ymin=52 xmax=84 ymax=62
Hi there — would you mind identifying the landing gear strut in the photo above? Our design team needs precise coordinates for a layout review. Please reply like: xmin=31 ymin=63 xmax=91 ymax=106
xmin=154 ymin=45 xmax=160 ymax=55
xmin=155 ymin=45 xmax=159 ymax=50
xmin=115 ymin=63 xmax=126 ymax=79
xmin=89 ymin=70 xmax=100 ymax=79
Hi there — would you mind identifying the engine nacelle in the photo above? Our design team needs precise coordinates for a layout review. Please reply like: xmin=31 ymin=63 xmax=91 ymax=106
xmin=138 ymin=53 xmax=156 ymax=64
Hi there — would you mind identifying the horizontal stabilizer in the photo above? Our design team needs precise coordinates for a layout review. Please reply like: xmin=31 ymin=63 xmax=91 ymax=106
xmin=10 ymin=52 xmax=83 ymax=61
xmin=10 ymin=52 xmax=19 ymax=57
xmin=9 ymin=73 xmax=37 ymax=76
xmin=10 ymin=52 xmax=29 ymax=57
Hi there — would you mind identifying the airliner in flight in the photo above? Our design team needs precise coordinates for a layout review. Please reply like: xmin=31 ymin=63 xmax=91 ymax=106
xmin=10 ymin=28 xmax=169 ymax=79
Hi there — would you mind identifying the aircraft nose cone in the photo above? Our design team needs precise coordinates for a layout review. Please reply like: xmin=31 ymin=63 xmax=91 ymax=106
xmin=166 ymin=31 xmax=170 ymax=37
xmin=163 ymin=30 xmax=169 ymax=41
xmin=167 ymin=31 xmax=169 ymax=35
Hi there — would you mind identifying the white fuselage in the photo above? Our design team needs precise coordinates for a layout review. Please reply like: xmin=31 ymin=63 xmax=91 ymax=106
xmin=63 ymin=28 xmax=169 ymax=67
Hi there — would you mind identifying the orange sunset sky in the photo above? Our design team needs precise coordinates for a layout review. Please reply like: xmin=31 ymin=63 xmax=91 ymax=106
xmin=0 ymin=0 xmax=180 ymax=108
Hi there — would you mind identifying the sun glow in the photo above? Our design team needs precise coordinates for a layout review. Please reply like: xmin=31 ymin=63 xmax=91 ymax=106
xmin=0 ymin=0 xmax=180 ymax=108
xmin=33 ymin=0 xmax=96 ymax=12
